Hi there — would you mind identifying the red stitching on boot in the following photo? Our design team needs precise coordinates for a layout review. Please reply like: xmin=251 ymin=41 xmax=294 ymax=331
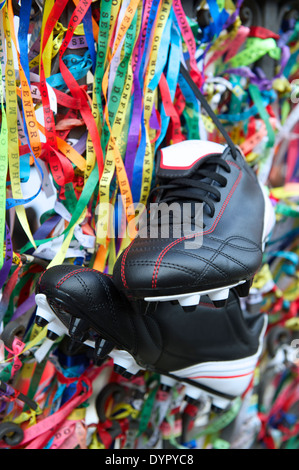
xmin=55 ymin=268 xmax=98 ymax=289
xmin=152 ymin=162 xmax=242 ymax=288
xmin=37 ymin=269 xmax=47 ymax=286
xmin=120 ymin=242 xmax=134 ymax=289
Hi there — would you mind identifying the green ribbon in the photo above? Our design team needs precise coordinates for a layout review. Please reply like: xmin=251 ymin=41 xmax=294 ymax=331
xmin=0 ymin=363 xmax=13 ymax=383
xmin=288 ymin=19 xmax=299 ymax=44
xmin=137 ymin=374 xmax=160 ymax=437
xmin=62 ymin=182 xmax=79 ymax=215
xmin=192 ymin=397 xmax=242 ymax=440
xmin=248 ymin=84 xmax=276 ymax=148
xmin=183 ymin=105 xmax=200 ymax=140
xmin=212 ymin=437 xmax=230 ymax=449
xmin=228 ymin=38 xmax=280 ymax=68
xmin=23 ymin=359 xmax=47 ymax=412
xmin=275 ymin=203 xmax=299 ymax=218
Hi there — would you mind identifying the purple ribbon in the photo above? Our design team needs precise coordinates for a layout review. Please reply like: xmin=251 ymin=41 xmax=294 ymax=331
xmin=33 ymin=214 xmax=61 ymax=241
xmin=0 ymin=382 xmax=15 ymax=397
xmin=11 ymin=293 xmax=36 ymax=322
xmin=0 ymin=382 xmax=15 ymax=412
xmin=73 ymin=132 xmax=87 ymax=155
xmin=0 ymin=225 xmax=13 ymax=290
xmin=224 ymin=67 xmax=273 ymax=90
xmin=223 ymin=0 xmax=244 ymax=30
xmin=124 ymin=0 xmax=153 ymax=186
xmin=275 ymin=45 xmax=291 ymax=78
xmin=24 ymin=214 xmax=61 ymax=256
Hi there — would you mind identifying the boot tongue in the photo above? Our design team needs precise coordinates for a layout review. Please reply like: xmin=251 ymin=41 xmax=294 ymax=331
xmin=156 ymin=140 xmax=225 ymax=180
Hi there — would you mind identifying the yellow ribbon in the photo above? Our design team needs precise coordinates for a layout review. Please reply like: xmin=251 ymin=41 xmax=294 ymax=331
xmin=3 ymin=5 xmax=36 ymax=250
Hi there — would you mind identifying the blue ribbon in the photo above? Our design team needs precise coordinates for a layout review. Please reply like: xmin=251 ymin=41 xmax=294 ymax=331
xmin=82 ymin=5 xmax=97 ymax=75
xmin=0 ymin=224 xmax=13 ymax=291
xmin=217 ymin=90 xmax=276 ymax=123
xmin=284 ymin=48 xmax=299 ymax=78
xmin=6 ymin=154 xmax=31 ymax=184
xmin=47 ymin=50 xmax=93 ymax=89
xmin=201 ymin=0 xmax=229 ymax=43
xmin=148 ymin=9 xmax=172 ymax=92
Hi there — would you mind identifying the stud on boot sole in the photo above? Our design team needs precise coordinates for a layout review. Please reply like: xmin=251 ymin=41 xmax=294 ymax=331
xmin=110 ymin=350 xmax=143 ymax=377
xmin=68 ymin=317 xmax=90 ymax=343
xmin=145 ymin=281 xmax=247 ymax=309
xmin=94 ymin=337 xmax=115 ymax=361
xmin=35 ymin=294 xmax=56 ymax=326
xmin=235 ymin=279 xmax=252 ymax=298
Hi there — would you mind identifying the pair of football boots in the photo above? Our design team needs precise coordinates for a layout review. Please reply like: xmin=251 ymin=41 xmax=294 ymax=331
xmin=34 ymin=135 xmax=274 ymax=409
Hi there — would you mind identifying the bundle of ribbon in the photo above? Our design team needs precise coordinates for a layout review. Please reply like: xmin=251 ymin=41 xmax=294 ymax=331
xmin=0 ymin=0 xmax=298 ymax=449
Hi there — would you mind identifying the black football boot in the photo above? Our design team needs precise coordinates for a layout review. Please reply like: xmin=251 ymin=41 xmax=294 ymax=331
xmin=113 ymin=138 xmax=275 ymax=310
xmin=34 ymin=264 xmax=267 ymax=409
